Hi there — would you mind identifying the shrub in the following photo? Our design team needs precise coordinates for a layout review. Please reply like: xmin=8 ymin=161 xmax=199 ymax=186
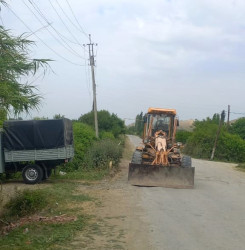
xmin=4 ymin=189 xmax=47 ymax=217
xmin=236 ymin=163 xmax=245 ymax=169
xmin=100 ymin=131 xmax=115 ymax=140
xmin=215 ymin=133 xmax=245 ymax=162
xmin=184 ymin=115 xmax=245 ymax=162
xmin=64 ymin=122 xmax=96 ymax=171
xmin=184 ymin=123 xmax=218 ymax=159
xmin=81 ymin=139 xmax=123 ymax=169
xmin=176 ymin=130 xmax=192 ymax=144
xmin=126 ymin=126 xmax=136 ymax=135
xmin=229 ymin=117 xmax=245 ymax=139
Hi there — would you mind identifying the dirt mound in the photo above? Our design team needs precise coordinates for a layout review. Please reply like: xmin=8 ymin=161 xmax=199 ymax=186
xmin=178 ymin=120 xmax=194 ymax=131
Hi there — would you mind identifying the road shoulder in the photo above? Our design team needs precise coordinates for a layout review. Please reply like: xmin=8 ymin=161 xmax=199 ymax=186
xmin=69 ymin=136 xmax=151 ymax=249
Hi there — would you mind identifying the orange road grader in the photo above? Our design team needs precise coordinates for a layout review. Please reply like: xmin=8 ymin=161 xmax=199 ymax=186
xmin=128 ymin=108 xmax=195 ymax=188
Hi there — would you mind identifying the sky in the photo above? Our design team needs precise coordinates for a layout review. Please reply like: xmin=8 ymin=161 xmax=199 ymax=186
xmin=1 ymin=0 xmax=245 ymax=124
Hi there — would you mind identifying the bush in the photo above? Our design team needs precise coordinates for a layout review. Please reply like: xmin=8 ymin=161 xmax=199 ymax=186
xmin=236 ymin=163 xmax=245 ymax=169
xmin=4 ymin=189 xmax=47 ymax=217
xmin=64 ymin=122 xmax=96 ymax=171
xmin=60 ymin=121 xmax=125 ymax=174
xmin=229 ymin=117 xmax=245 ymax=139
xmin=184 ymin=115 xmax=245 ymax=162
xmin=81 ymin=139 xmax=123 ymax=169
xmin=126 ymin=126 xmax=136 ymax=135
xmin=215 ymin=133 xmax=245 ymax=162
xmin=99 ymin=131 xmax=115 ymax=140
xmin=184 ymin=122 xmax=218 ymax=159
xmin=176 ymin=130 xmax=192 ymax=144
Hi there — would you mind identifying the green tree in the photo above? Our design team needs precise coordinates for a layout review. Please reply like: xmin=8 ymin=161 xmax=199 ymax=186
xmin=0 ymin=2 xmax=51 ymax=127
xmin=229 ymin=117 xmax=245 ymax=140
xmin=53 ymin=114 xmax=65 ymax=119
xmin=184 ymin=118 xmax=219 ymax=159
xmin=134 ymin=112 xmax=144 ymax=136
xmin=79 ymin=110 xmax=125 ymax=138
xmin=33 ymin=116 xmax=48 ymax=120
xmin=176 ymin=130 xmax=192 ymax=144
xmin=184 ymin=113 xmax=245 ymax=162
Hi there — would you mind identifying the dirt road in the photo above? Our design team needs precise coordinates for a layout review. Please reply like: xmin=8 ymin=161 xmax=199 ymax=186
xmin=128 ymin=135 xmax=245 ymax=250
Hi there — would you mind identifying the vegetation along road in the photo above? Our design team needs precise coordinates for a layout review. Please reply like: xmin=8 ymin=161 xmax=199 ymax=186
xmin=128 ymin=135 xmax=245 ymax=250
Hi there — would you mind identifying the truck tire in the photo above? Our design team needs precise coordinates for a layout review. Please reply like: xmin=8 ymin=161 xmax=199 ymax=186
xmin=181 ymin=155 xmax=192 ymax=168
xmin=131 ymin=150 xmax=142 ymax=164
xmin=22 ymin=164 xmax=43 ymax=184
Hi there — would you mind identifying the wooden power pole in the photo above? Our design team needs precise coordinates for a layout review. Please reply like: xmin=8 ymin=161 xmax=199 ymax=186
xmin=227 ymin=105 xmax=230 ymax=127
xmin=210 ymin=110 xmax=225 ymax=160
xmin=84 ymin=34 xmax=99 ymax=138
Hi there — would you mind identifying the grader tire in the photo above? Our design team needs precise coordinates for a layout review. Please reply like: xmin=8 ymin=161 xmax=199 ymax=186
xmin=131 ymin=150 xmax=142 ymax=164
xmin=181 ymin=155 xmax=192 ymax=168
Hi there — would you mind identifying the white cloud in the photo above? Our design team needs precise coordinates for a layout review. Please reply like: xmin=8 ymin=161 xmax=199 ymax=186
xmin=2 ymin=0 xmax=245 ymax=122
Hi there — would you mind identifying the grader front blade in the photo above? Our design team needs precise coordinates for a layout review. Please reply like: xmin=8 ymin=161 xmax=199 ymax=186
xmin=128 ymin=163 xmax=195 ymax=188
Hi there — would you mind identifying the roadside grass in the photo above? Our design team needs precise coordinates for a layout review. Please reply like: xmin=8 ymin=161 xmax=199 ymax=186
xmin=123 ymin=136 xmax=135 ymax=161
xmin=236 ymin=163 xmax=245 ymax=172
xmin=4 ymin=189 xmax=48 ymax=218
xmin=0 ymin=136 xmax=127 ymax=249
xmin=0 ymin=181 xmax=94 ymax=249
xmin=51 ymin=168 xmax=110 ymax=181
xmin=0 ymin=215 xmax=88 ymax=250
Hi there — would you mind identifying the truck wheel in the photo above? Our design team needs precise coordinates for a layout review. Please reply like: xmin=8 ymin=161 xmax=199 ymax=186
xmin=22 ymin=164 xmax=43 ymax=184
xmin=131 ymin=150 xmax=142 ymax=164
xmin=181 ymin=155 xmax=192 ymax=168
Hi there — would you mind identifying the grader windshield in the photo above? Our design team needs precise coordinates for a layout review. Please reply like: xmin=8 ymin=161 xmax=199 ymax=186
xmin=143 ymin=108 xmax=177 ymax=143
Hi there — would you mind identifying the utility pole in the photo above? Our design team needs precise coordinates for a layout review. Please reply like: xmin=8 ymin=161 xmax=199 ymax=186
xmin=210 ymin=110 xmax=225 ymax=160
xmin=84 ymin=34 xmax=99 ymax=138
xmin=227 ymin=105 xmax=230 ymax=127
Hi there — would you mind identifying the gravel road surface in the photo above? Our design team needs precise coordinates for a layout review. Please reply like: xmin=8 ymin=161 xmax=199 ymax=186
xmin=128 ymin=135 xmax=245 ymax=250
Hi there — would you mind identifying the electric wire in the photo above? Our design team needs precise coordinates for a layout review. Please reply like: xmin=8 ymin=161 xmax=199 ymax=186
xmin=22 ymin=72 xmax=45 ymax=85
xmin=230 ymin=112 xmax=245 ymax=115
xmin=25 ymin=0 xmax=83 ymax=58
xmin=25 ymin=0 xmax=81 ymax=46
xmin=24 ymin=23 xmax=51 ymax=38
xmin=0 ymin=12 xmax=4 ymax=25
xmin=25 ymin=0 xmax=85 ymax=59
xmin=48 ymin=0 xmax=84 ymax=47
xmin=83 ymin=46 xmax=92 ymax=101
xmin=63 ymin=0 xmax=89 ymax=38
xmin=7 ymin=6 xmax=84 ymax=66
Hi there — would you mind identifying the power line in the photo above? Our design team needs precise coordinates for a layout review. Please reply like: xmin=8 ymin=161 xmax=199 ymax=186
xmin=7 ymin=6 xmax=84 ymax=66
xmin=83 ymin=46 xmax=92 ymax=99
xmin=23 ymin=0 xmax=79 ymax=57
xmin=0 ymin=11 xmax=4 ymax=26
xmin=230 ymin=112 xmax=245 ymax=115
xmin=48 ymin=0 xmax=84 ymax=47
xmin=24 ymin=23 xmax=51 ymax=38
xmin=25 ymin=0 xmax=85 ymax=59
xmin=25 ymin=1 xmax=80 ymax=46
xmin=64 ymin=0 xmax=89 ymax=38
